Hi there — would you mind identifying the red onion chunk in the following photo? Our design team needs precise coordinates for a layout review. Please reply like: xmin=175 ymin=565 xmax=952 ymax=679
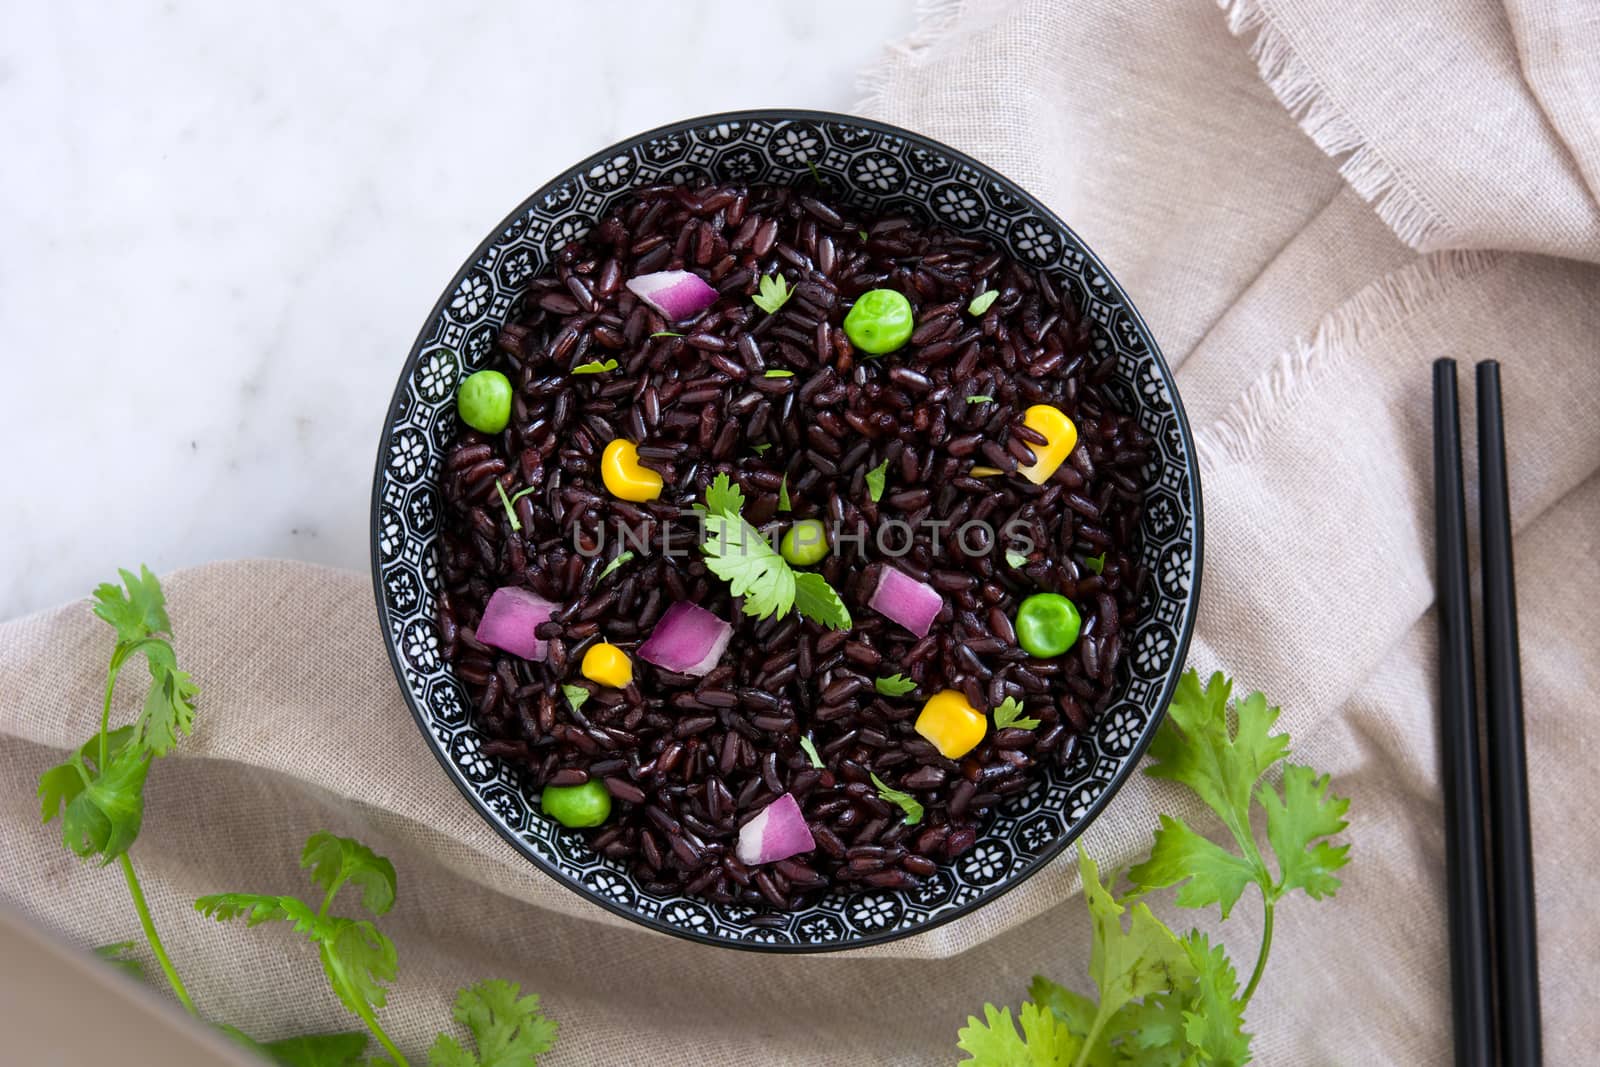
xmin=867 ymin=565 xmax=943 ymax=638
xmin=637 ymin=601 xmax=733 ymax=677
xmin=735 ymin=793 xmax=816 ymax=866
xmin=475 ymin=586 xmax=558 ymax=660
xmin=625 ymin=269 xmax=717 ymax=321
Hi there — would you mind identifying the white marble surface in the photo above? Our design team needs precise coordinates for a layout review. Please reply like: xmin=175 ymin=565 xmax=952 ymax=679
xmin=0 ymin=1 xmax=918 ymax=619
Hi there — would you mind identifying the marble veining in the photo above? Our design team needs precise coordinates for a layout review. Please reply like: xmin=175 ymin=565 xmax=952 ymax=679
xmin=0 ymin=1 xmax=917 ymax=619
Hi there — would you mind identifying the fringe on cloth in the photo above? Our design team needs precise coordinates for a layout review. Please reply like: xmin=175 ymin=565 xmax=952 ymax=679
xmin=1193 ymin=249 xmax=1505 ymax=473
xmin=854 ymin=0 xmax=968 ymax=117
xmin=1217 ymin=0 xmax=1453 ymax=251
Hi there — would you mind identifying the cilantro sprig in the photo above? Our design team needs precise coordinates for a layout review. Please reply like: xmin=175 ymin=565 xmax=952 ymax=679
xmin=570 ymin=358 xmax=619 ymax=375
xmin=699 ymin=474 xmax=850 ymax=630
xmin=865 ymin=458 xmax=889 ymax=503
xmin=199 ymin=833 xmax=557 ymax=1066
xmin=957 ymin=669 xmax=1350 ymax=1066
xmin=36 ymin=567 xmax=200 ymax=1013
xmin=596 ymin=550 xmax=635 ymax=583
xmin=38 ymin=568 xmax=558 ymax=1066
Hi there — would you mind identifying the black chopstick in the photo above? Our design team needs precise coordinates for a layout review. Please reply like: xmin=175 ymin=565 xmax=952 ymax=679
xmin=1476 ymin=361 xmax=1543 ymax=1065
xmin=1431 ymin=359 xmax=1495 ymax=1067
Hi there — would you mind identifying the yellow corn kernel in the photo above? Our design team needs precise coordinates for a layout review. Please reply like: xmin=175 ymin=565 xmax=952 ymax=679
xmin=600 ymin=438 xmax=663 ymax=502
xmin=580 ymin=642 xmax=633 ymax=689
xmin=1016 ymin=404 xmax=1079 ymax=485
xmin=914 ymin=689 xmax=987 ymax=759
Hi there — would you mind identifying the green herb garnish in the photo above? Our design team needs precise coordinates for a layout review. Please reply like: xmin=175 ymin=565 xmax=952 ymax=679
xmin=764 ymin=369 xmax=795 ymax=378
xmin=753 ymin=443 xmax=772 ymax=455
xmin=869 ymin=773 xmax=924 ymax=825
xmin=968 ymin=289 xmax=1000 ymax=316
xmin=858 ymin=229 xmax=869 ymax=243
xmin=967 ymin=395 xmax=994 ymax=404
xmin=597 ymin=551 xmax=635 ymax=583
xmin=94 ymin=941 xmax=145 ymax=981
xmin=570 ymin=358 xmax=620 ymax=375
xmin=1084 ymin=553 xmax=1106 ymax=576
xmin=752 ymin=273 xmax=793 ymax=314
xmin=874 ymin=673 xmax=917 ymax=697
xmin=778 ymin=474 xmax=792 ymax=512
xmin=496 ymin=481 xmax=540 ymax=532
xmin=699 ymin=474 xmax=848 ymax=629
xmin=799 ymin=736 xmax=824 ymax=769
xmin=865 ymin=458 xmax=889 ymax=503
xmin=561 ymin=684 xmax=591 ymax=713
xmin=992 ymin=696 xmax=1041 ymax=731
xmin=805 ymin=159 xmax=824 ymax=185
xmin=36 ymin=567 xmax=200 ymax=1011
xmin=431 ymin=980 xmax=559 ymax=1066
xmin=956 ymin=670 xmax=1350 ymax=1067
xmin=1005 ymin=550 xmax=1029 ymax=569
xmin=650 ymin=330 xmax=683 ymax=338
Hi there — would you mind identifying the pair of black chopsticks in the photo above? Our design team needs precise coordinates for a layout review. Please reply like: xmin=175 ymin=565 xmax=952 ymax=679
xmin=1432 ymin=360 xmax=1541 ymax=1066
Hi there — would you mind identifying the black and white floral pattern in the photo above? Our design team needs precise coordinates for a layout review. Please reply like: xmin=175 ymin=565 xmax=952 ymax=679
xmin=371 ymin=111 xmax=1202 ymax=952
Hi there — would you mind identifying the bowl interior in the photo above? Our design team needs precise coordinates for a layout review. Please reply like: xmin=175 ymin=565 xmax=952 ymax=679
xmin=372 ymin=111 xmax=1201 ymax=950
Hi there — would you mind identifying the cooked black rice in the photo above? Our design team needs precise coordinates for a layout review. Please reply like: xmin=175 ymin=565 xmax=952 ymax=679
xmin=436 ymin=181 xmax=1152 ymax=909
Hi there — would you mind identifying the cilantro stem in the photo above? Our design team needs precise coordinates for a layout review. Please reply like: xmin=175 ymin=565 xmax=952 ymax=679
xmin=1240 ymin=898 xmax=1275 ymax=1006
xmin=119 ymin=853 xmax=197 ymax=1016
xmin=345 ymin=984 xmax=408 ymax=1067
xmin=1072 ymin=1007 xmax=1113 ymax=1067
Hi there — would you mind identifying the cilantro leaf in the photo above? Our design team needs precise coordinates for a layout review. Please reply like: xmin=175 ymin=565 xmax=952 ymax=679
xmin=968 ymin=290 xmax=1000 ymax=317
xmin=869 ymin=772 xmax=924 ymax=825
xmin=91 ymin=565 xmax=170 ymax=643
xmin=1079 ymin=847 xmax=1192 ymax=1046
xmin=967 ymin=395 xmax=994 ymax=404
xmin=570 ymin=359 xmax=619 ymax=375
xmin=993 ymin=697 xmax=1041 ymax=731
xmin=752 ymin=273 xmax=793 ymax=315
xmin=1084 ymin=553 xmax=1105 ymax=576
xmin=704 ymin=472 xmax=746 ymax=518
xmin=256 ymin=1032 xmax=372 ymax=1067
xmin=778 ymin=474 xmax=791 ymax=512
xmin=1259 ymin=764 xmax=1350 ymax=900
xmin=60 ymin=736 xmax=150 ymax=864
xmin=764 ymin=369 xmax=794 ymax=378
xmin=596 ymin=551 xmax=634 ymax=583
xmin=195 ymin=893 xmax=398 ymax=1018
xmin=429 ymin=979 xmax=557 ymax=1066
xmin=561 ymin=684 xmax=591 ymax=713
xmin=957 ymin=1002 xmax=1082 ymax=1066
xmin=1128 ymin=815 xmax=1257 ymax=918
xmin=301 ymin=832 xmax=398 ymax=917
xmin=874 ymin=673 xmax=917 ymax=697
xmin=702 ymin=512 xmax=795 ymax=620
xmin=1005 ymin=550 xmax=1029 ymax=569
xmin=1178 ymin=932 xmax=1252 ymax=1066
xmin=865 ymin=459 xmax=889 ymax=502
xmin=1145 ymin=672 xmax=1289 ymax=850
xmin=38 ymin=727 xmax=131 ymax=825
xmin=799 ymin=736 xmax=824 ymax=769
xmin=793 ymin=571 xmax=852 ymax=630
xmin=752 ymin=443 xmax=772 ymax=455
xmin=94 ymin=941 xmax=145 ymax=981
xmin=131 ymin=639 xmax=198 ymax=757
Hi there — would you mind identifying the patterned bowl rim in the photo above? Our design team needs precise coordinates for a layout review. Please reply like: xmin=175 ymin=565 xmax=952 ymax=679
xmin=369 ymin=108 xmax=1204 ymax=953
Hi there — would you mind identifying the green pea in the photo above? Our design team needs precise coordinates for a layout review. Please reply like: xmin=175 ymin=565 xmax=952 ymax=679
xmin=780 ymin=518 xmax=829 ymax=566
xmin=1015 ymin=593 xmax=1081 ymax=658
xmin=541 ymin=779 xmax=612 ymax=828
xmin=843 ymin=289 xmax=915 ymax=355
xmin=458 ymin=369 xmax=513 ymax=433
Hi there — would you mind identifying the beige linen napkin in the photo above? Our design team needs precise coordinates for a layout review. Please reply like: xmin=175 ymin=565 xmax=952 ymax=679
xmin=5 ymin=1 xmax=1598 ymax=1062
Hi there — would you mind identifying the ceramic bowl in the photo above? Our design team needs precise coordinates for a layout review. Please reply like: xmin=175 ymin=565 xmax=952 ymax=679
xmin=371 ymin=109 xmax=1202 ymax=951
